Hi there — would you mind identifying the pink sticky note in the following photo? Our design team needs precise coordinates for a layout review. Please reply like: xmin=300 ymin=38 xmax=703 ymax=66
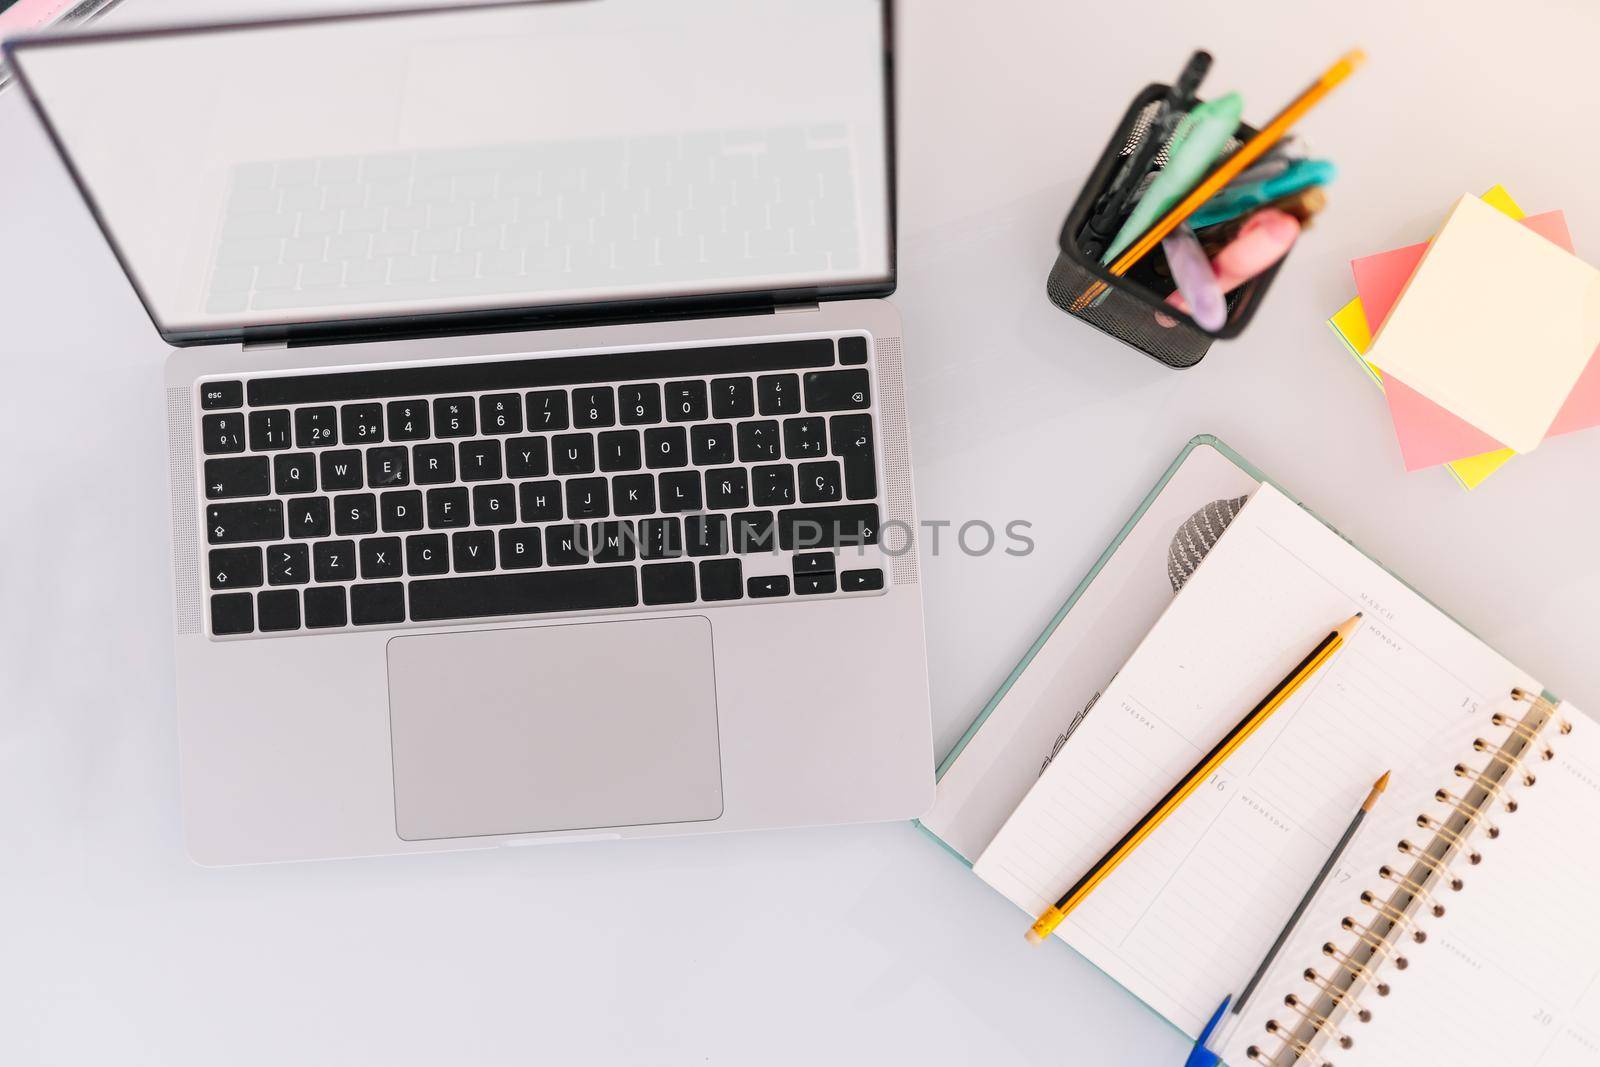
xmin=1352 ymin=210 xmax=1598 ymax=469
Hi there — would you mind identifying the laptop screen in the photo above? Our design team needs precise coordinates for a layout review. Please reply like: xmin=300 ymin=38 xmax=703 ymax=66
xmin=7 ymin=0 xmax=892 ymax=342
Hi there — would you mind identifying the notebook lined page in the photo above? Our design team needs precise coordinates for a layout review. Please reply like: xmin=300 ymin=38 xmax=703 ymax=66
xmin=973 ymin=485 xmax=1538 ymax=1037
xmin=1329 ymin=706 xmax=1600 ymax=1067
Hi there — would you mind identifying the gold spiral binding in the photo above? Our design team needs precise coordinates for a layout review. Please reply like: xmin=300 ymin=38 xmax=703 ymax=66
xmin=1341 ymin=916 xmax=1409 ymax=968
xmin=1397 ymin=839 xmax=1464 ymax=891
xmin=1251 ymin=692 xmax=1572 ymax=1065
xmin=1434 ymin=788 xmax=1499 ymax=838
xmin=1379 ymin=865 xmax=1445 ymax=917
xmin=1359 ymin=891 xmax=1426 ymax=943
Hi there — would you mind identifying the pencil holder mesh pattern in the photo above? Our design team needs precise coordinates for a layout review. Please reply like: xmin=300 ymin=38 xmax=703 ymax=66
xmin=1048 ymin=86 xmax=1287 ymax=369
xmin=1247 ymin=690 xmax=1571 ymax=1067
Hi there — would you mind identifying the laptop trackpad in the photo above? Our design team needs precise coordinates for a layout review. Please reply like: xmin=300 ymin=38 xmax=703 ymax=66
xmin=386 ymin=617 xmax=723 ymax=841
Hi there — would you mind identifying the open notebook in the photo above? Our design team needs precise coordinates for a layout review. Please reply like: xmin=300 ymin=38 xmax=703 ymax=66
xmin=972 ymin=483 xmax=1599 ymax=1064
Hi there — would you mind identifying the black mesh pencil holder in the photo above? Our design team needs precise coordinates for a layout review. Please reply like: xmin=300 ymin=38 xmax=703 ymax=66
xmin=1047 ymin=84 xmax=1288 ymax=369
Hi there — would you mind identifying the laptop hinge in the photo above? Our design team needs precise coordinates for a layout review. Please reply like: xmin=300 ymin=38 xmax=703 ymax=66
xmin=243 ymin=339 xmax=290 ymax=352
xmin=774 ymin=301 xmax=821 ymax=314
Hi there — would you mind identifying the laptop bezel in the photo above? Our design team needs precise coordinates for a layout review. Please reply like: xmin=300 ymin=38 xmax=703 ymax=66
xmin=3 ymin=0 xmax=898 ymax=349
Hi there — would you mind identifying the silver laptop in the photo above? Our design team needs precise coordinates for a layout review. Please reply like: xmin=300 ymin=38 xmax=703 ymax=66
xmin=6 ymin=0 xmax=933 ymax=865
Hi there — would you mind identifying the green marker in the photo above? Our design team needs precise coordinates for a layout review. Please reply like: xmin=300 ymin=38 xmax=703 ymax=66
xmin=1101 ymin=91 xmax=1244 ymax=264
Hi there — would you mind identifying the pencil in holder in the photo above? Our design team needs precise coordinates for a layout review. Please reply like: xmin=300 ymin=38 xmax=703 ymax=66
xmin=1047 ymin=84 xmax=1289 ymax=369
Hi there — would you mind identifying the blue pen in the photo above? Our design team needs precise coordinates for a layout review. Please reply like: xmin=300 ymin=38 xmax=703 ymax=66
xmin=1183 ymin=996 xmax=1231 ymax=1067
xmin=1188 ymin=158 xmax=1337 ymax=229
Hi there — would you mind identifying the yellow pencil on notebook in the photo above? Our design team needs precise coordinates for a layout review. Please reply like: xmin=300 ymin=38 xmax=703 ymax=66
xmin=1026 ymin=611 xmax=1363 ymax=944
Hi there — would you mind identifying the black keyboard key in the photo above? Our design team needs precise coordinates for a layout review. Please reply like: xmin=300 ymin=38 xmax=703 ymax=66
xmin=380 ymin=489 xmax=424 ymax=532
xmin=497 ymin=528 xmax=543 ymax=570
xmin=409 ymin=567 xmax=639 ymax=623
xmin=599 ymin=429 xmax=642 ymax=472
xmin=640 ymin=517 xmax=684 ymax=560
xmin=267 ymin=543 xmax=310 ymax=586
xmin=257 ymin=589 xmax=302 ymax=632
xmin=366 ymin=446 xmax=410 ymax=487
xmin=249 ymin=409 xmax=292 ymax=451
xmin=413 ymin=443 xmax=455 ymax=484
xmin=841 ymin=568 xmax=885 ymax=592
xmin=705 ymin=467 xmax=749 ymax=510
xmin=711 ymin=376 xmax=755 ymax=419
xmin=698 ymin=558 xmax=743 ymax=601
xmin=340 ymin=403 xmax=385 ymax=443
xmin=794 ymin=571 xmax=837 ymax=596
xmin=792 ymin=551 xmax=836 ymax=575
xmin=799 ymin=460 xmax=843 ymax=503
xmin=519 ymin=480 xmax=563 ymax=522
xmin=737 ymin=421 xmax=781 ymax=462
xmin=288 ymin=497 xmax=331 ymax=539
xmin=777 ymin=504 xmax=879 ymax=550
xmin=479 ymin=392 xmax=523 ymax=435
xmin=757 ymin=373 xmax=800 ymax=415
xmin=748 ymin=575 xmax=790 ymax=599
xmin=206 ymin=500 xmax=283 ymax=544
xmin=210 ymin=592 xmax=254 ymax=635
xmin=830 ymin=414 xmax=878 ymax=500
xmin=613 ymin=474 xmax=656 ymax=516
xmin=201 ymin=380 xmax=243 ymax=410
xmin=313 ymin=539 xmax=356 ymax=582
xmin=320 ymin=449 xmax=364 ymax=491
xmin=458 ymin=439 xmax=503 ymax=481
xmin=304 ymin=586 xmax=348 ymax=629
xmin=208 ymin=547 xmax=262 ymax=590
xmin=427 ymin=486 xmax=470 ymax=528
xmin=473 ymin=483 xmax=517 ymax=526
xmin=619 ymin=383 xmax=661 ymax=425
xmin=452 ymin=530 xmax=497 ymax=572
xmin=334 ymin=493 xmax=378 ymax=536
xmin=783 ymin=417 xmax=828 ymax=459
xmin=406 ymin=533 xmax=450 ymax=576
xmin=294 ymin=405 xmax=339 ymax=448
xmin=248 ymin=339 xmax=834 ymax=406
xmin=544 ymin=524 xmax=591 ymax=567
xmin=203 ymin=456 xmax=270 ymax=499
xmin=387 ymin=399 xmax=431 ymax=441
xmin=571 ymin=386 xmax=615 ymax=428
xmin=526 ymin=389 xmax=569 ymax=431
xmin=752 ymin=463 xmax=796 ymax=507
xmin=590 ymin=521 xmax=637 ymax=563
xmin=642 ymin=561 xmax=695 ymax=605
xmin=658 ymin=471 xmax=703 ymax=513
xmin=202 ymin=412 xmax=246 ymax=455
xmin=565 ymin=477 xmax=609 ymax=519
xmin=665 ymin=380 xmax=708 ymax=423
xmin=804 ymin=369 xmax=871 ymax=412
xmin=552 ymin=433 xmax=595 ymax=475
xmin=691 ymin=423 xmax=735 ymax=466
xmin=433 ymin=396 xmax=476 ymax=438
xmin=733 ymin=511 xmax=777 ymax=554
xmin=360 ymin=537 xmax=403 ymax=579
xmin=351 ymin=582 xmax=406 ymax=625
xmin=266 ymin=453 xmax=312 ymax=496
xmin=686 ymin=514 xmax=729 ymax=557
xmin=505 ymin=437 xmax=549 ymax=478
xmin=838 ymin=336 xmax=869 ymax=365
xmin=644 ymin=426 xmax=689 ymax=469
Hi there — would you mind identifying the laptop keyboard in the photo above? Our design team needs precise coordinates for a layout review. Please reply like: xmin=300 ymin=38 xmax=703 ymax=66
xmin=195 ymin=336 xmax=885 ymax=637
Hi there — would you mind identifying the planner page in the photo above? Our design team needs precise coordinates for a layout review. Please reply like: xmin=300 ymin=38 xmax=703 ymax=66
xmin=972 ymin=484 xmax=1539 ymax=1037
xmin=1329 ymin=704 xmax=1600 ymax=1067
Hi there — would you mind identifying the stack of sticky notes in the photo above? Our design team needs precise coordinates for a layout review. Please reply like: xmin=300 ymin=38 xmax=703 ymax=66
xmin=1328 ymin=186 xmax=1600 ymax=489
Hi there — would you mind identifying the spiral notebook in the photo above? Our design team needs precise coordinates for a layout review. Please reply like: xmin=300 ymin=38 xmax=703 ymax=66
xmin=967 ymin=481 xmax=1600 ymax=1065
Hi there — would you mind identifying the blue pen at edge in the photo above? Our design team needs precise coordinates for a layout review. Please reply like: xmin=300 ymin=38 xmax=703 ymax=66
xmin=1182 ymin=996 xmax=1230 ymax=1067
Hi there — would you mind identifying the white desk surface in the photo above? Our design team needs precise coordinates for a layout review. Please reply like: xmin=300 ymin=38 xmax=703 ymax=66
xmin=4 ymin=1 xmax=1599 ymax=1063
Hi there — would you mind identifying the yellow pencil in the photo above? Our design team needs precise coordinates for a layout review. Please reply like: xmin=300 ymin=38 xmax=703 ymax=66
xmin=1026 ymin=611 xmax=1364 ymax=944
xmin=1070 ymin=49 xmax=1365 ymax=311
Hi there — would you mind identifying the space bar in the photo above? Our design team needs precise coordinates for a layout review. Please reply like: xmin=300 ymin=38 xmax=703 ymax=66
xmin=409 ymin=567 xmax=640 ymax=622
